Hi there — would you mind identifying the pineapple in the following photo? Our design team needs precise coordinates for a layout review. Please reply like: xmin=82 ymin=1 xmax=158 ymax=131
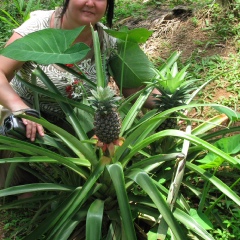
xmin=153 ymin=62 xmax=196 ymax=131
xmin=89 ymin=86 xmax=122 ymax=144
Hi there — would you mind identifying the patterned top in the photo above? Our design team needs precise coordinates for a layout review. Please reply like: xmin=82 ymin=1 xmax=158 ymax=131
xmin=11 ymin=8 xmax=116 ymax=121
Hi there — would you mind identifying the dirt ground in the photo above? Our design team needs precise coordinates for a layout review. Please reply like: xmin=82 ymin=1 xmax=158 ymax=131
xmin=119 ymin=4 xmax=238 ymax=107
xmin=118 ymin=3 xmax=239 ymax=129
xmin=0 ymin=3 xmax=239 ymax=239
xmin=121 ymin=4 xmax=237 ymax=62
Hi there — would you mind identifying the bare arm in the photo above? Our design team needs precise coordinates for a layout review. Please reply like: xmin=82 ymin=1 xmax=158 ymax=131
xmin=0 ymin=32 xmax=44 ymax=140
xmin=0 ymin=33 xmax=27 ymax=111
xmin=122 ymin=86 xmax=160 ymax=109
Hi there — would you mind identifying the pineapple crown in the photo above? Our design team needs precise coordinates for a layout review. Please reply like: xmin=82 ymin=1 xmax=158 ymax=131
xmin=89 ymin=86 xmax=121 ymax=114
xmin=155 ymin=62 xmax=191 ymax=94
xmin=153 ymin=62 xmax=198 ymax=110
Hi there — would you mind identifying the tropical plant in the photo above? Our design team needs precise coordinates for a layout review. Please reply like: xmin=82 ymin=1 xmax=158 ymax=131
xmin=0 ymin=25 xmax=240 ymax=240
xmin=0 ymin=0 xmax=42 ymax=29
xmin=153 ymin=61 xmax=197 ymax=131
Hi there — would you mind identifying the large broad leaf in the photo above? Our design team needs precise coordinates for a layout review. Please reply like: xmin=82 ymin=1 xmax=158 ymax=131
xmin=197 ymin=134 xmax=240 ymax=168
xmin=105 ymin=26 xmax=153 ymax=43
xmin=0 ymin=27 xmax=90 ymax=64
xmin=109 ymin=41 xmax=155 ymax=88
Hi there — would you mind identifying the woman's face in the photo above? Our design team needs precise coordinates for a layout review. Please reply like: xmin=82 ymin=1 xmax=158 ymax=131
xmin=65 ymin=0 xmax=107 ymax=27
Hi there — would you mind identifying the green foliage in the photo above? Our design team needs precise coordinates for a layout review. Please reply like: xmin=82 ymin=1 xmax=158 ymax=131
xmin=113 ymin=0 xmax=146 ymax=25
xmin=207 ymin=2 xmax=240 ymax=40
xmin=0 ymin=27 xmax=90 ymax=64
xmin=0 ymin=0 xmax=239 ymax=239
xmin=107 ymin=26 xmax=155 ymax=89
xmin=0 ymin=27 xmax=240 ymax=240
xmin=0 ymin=0 xmax=62 ymax=47
xmin=184 ymin=53 xmax=240 ymax=118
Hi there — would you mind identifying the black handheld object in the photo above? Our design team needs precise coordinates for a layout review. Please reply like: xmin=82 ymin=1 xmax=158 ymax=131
xmin=0 ymin=109 xmax=40 ymax=139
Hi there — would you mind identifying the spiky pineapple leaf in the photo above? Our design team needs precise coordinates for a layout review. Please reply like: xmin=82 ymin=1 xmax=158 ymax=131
xmin=0 ymin=27 xmax=90 ymax=64
xmin=91 ymin=25 xmax=106 ymax=88
xmin=89 ymin=86 xmax=121 ymax=110
xmin=90 ymin=87 xmax=120 ymax=102
xmin=156 ymin=63 xmax=190 ymax=94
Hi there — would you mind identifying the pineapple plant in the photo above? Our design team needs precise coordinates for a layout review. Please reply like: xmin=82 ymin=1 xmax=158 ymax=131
xmin=153 ymin=61 xmax=197 ymax=131
xmin=89 ymin=86 xmax=122 ymax=144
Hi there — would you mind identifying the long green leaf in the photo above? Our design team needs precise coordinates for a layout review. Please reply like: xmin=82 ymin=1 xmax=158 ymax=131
xmin=0 ymin=195 xmax=57 ymax=210
xmin=120 ymin=85 xmax=153 ymax=134
xmin=0 ymin=135 xmax=89 ymax=178
xmin=107 ymin=163 xmax=137 ymax=240
xmin=32 ymin=67 xmax=97 ymax=164
xmin=24 ymin=158 xmax=106 ymax=239
xmin=129 ymin=152 xmax=183 ymax=169
xmin=191 ymin=114 xmax=229 ymax=136
xmin=158 ymin=51 xmax=181 ymax=75
xmin=33 ymin=67 xmax=89 ymax=139
xmin=0 ymin=9 xmax=20 ymax=27
xmin=14 ymin=115 xmax=96 ymax=165
xmin=23 ymin=187 xmax=82 ymax=240
xmin=186 ymin=162 xmax=240 ymax=206
xmin=0 ymin=183 xmax=73 ymax=197
xmin=116 ymin=103 xmax=239 ymax=166
xmin=44 ymin=158 xmax=108 ymax=239
xmin=86 ymin=200 xmax=104 ymax=240
xmin=121 ymin=129 xmax=239 ymax=167
xmin=91 ymin=25 xmax=106 ymax=88
xmin=0 ymin=155 xmax=90 ymax=166
xmin=130 ymin=193 xmax=214 ymax=239
xmin=16 ymin=75 xmax=94 ymax=113
xmin=51 ymin=207 xmax=88 ymax=240
xmin=128 ymin=169 xmax=186 ymax=239
xmin=174 ymin=208 xmax=214 ymax=240
xmin=115 ymin=106 xmax=184 ymax=164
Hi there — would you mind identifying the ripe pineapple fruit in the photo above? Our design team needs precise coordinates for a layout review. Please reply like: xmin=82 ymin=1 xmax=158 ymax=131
xmin=89 ymin=86 xmax=122 ymax=144
xmin=154 ymin=62 xmax=196 ymax=131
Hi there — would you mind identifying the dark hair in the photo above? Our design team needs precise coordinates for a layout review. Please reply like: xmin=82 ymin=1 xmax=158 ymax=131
xmin=61 ymin=0 xmax=115 ymax=28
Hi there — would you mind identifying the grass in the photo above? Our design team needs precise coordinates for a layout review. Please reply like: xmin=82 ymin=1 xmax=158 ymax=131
xmin=0 ymin=0 xmax=62 ymax=48
xmin=186 ymin=53 xmax=240 ymax=117
xmin=1 ymin=206 xmax=38 ymax=240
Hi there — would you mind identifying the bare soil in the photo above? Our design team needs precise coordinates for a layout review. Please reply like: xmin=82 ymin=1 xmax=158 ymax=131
xmin=118 ymin=3 xmax=239 ymax=128
xmin=121 ymin=4 xmax=237 ymax=62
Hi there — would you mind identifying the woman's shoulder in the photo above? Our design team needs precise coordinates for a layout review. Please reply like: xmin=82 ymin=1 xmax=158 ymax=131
xmin=14 ymin=9 xmax=54 ymax=37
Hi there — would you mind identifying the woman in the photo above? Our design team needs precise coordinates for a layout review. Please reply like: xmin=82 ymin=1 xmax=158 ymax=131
xmin=0 ymin=0 xmax=117 ymax=142
xmin=0 ymin=0 xmax=119 ymax=189
xmin=0 ymin=0 xmax=157 ymax=190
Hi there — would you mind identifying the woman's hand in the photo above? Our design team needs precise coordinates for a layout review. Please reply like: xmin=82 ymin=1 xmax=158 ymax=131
xmin=12 ymin=109 xmax=44 ymax=142
xmin=22 ymin=118 xmax=44 ymax=141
